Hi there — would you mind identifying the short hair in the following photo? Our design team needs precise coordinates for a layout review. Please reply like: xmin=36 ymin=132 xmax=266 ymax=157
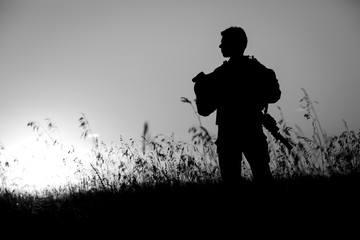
xmin=221 ymin=26 xmax=248 ymax=53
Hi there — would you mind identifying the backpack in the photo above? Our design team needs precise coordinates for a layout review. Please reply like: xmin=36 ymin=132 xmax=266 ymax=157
xmin=246 ymin=56 xmax=281 ymax=109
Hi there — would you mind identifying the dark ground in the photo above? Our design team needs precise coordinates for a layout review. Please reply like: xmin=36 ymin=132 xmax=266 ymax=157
xmin=1 ymin=175 xmax=359 ymax=236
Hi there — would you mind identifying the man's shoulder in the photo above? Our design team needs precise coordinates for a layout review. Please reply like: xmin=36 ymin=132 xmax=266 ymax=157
xmin=246 ymin=56 xmax=266 ymax=68
xmin=246 ymin=56 xmax=276 ymax=76
xmin=209 ymin=60 xmax=230 ymax=76
xmin=216 ymin=60 xmax=230 ymax=70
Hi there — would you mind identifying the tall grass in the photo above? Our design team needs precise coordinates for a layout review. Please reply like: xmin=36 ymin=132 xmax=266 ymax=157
xmin=0 ymin=113 xmax=221 ymax=196
xmin=0 ymin=88 xmax=359 ymax=222
xmin=268 ymin=89 xmax=360 ymax=178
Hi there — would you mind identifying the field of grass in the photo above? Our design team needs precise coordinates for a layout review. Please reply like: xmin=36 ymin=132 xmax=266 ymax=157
xmin=0 ymin=89 xmax=359 ymax=229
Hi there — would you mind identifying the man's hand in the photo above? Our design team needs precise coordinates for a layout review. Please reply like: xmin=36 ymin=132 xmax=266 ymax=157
xmin=192 ymin=72 xmax=206 ymax=82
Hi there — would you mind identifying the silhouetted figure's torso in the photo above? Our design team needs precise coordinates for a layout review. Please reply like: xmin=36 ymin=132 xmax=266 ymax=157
xmin=194 ymin=55 xmax=280 ymax=184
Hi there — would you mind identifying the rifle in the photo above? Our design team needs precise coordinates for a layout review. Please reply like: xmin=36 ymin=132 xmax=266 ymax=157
xmin=261 ymin=111 xmax=293 ymax=152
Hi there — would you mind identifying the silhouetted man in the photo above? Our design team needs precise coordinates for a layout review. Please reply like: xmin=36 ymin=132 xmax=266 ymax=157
xmin=192 ymin=27 xmax=281 ymax=185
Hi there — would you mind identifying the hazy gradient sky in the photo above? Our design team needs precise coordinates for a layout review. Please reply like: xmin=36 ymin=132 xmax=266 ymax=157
xmin=1 ymin=0 xmax=360 ymax=150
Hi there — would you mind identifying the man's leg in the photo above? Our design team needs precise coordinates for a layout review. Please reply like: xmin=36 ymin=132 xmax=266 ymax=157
xmin=242 ymin=133 xmax=272 ymax=183
xmin=217 ymin=144 xmax=243 ymax=185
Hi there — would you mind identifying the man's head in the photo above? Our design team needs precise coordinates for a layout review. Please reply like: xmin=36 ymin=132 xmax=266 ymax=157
xmin=219 ymin=26 xmax=247 ymax=58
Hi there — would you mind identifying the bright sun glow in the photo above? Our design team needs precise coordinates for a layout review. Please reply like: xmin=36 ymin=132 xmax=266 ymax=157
xmin=2 ymin=137 xmax=93 ymax=194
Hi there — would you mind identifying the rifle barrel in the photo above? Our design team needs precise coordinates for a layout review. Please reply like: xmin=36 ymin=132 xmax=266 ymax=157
xmin=272 ymin=131 xmax=293 ymax=151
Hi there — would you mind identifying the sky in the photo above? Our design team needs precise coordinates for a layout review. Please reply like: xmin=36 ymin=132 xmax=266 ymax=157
xmin=1 ymin=0 xmax=360 ymax=151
